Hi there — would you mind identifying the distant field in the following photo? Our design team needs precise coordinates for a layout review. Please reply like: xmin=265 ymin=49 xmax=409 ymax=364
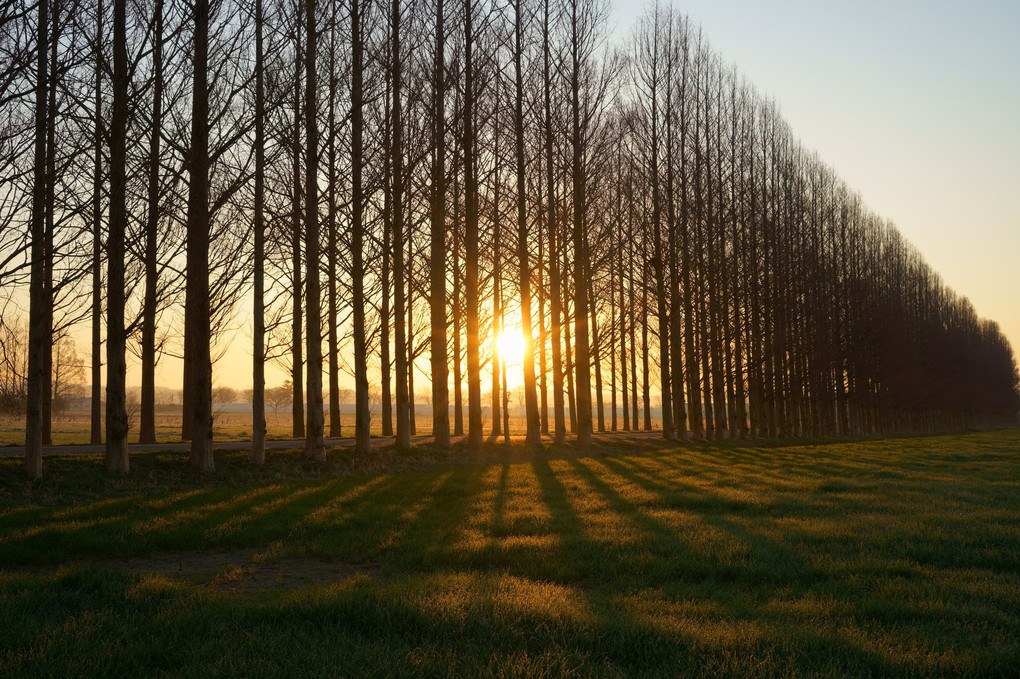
xmin=0 ymin=409 xmax=584 ymax=446
xmin=1 ymin=431 xmax=1018 ymax=677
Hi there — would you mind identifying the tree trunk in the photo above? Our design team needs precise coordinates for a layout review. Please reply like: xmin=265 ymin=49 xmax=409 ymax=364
xmin=251 ymin=0 xmax=267 ymax=463
xmin=186 ymin=0 xmax=213 ymax=472
xmin=89 ymin=0 xmax=103 ymax=448
xmin=291 ymin=29 xmax=304 ymax=441
xmin=641 ymin=251 xmax=651 ymax=431
xmin=513 ymin=0 xmax=540 ymax=444
xmin=568 ymin=3 xmax=592 ymax=449
xmin=41 ymin=2 xmax=57 ymax=447
xmin=25 ymin=0 xmax=50 ymax=477
xmin=587 ymin=270 xmax=605 ymax=433
xmin=463 ymin=0 xmax=482 ymax=448
xmin=563 ymin=259 xmax=576 ymax=433
xmin=407 ymin=237 xmax=416 ymax=437
xmin=391 ymin=0 xmax=411 ymax=450
xmin=105 ymin=0 xmax=129 ymax=473
xmin=304 ymin=0 xmax=325 ymax=461
xmin=544 ymin=0 xmax=564 ymax=445
xmin=139 ymin=0 xmax=164 ymax=444
xmin=381 ymin=71 xmax=393 ymax=437
xmin=452 ymin=161 xmax=463 ymax=436
xmin=491 ymin=111 xmax=502 ymax=439
xmin=326 ymin=4 xmax=341 ymax=439
xmin=351 ymin=0 xmax=371 ymax=454
xmin=429 ymin=0 xmax=450 ymax=448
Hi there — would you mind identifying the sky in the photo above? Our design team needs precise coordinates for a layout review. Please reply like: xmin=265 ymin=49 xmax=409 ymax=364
xmin=138 ymin=0 xmax=1020 ymax=392
xmin=610 ymin=0 xmax=1020 ymax=360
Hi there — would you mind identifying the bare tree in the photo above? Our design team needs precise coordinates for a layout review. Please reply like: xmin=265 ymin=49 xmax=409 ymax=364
xmin=428 ymin=0 xmax=450 ymax=448
xmin=185 ymin=0 xmax=214 ymax=471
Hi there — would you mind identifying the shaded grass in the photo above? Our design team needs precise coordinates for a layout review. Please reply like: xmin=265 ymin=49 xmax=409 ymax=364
xmin=1 ymin=430 xmax=1018 ymax=677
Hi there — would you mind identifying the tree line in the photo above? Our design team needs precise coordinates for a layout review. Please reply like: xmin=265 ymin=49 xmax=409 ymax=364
xmin=3 ymin=0 xmax=1017 ymax=475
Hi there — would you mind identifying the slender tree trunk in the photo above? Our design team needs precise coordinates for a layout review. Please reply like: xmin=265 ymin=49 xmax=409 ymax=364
xmin=628 ymin=195 xmax=638 ymax=429
xmin=304 ymin=0 xmax=325 ymax=461
xmin=538 ymin=210 xmax=548 ymax=435
xmin=491 ymin=109 xmax=503 ymax=439
xmin=105 ymin=0 xmax=129 ymax=473
xmin=291 ymin=27 xmax=305 ymax=440
xmin=452 ymin=162 xmax=463 ymax=435
xmin=41 ymin=2 xmax=57 ymax=447
xmin=729 ymin=88 xmax=747 ymax=439
xmin=588 ymin=271 xmax=604 ymax=433
xmin=326 ymin=3 xmax=341 ymax=439
xmin=501 ymin=302 xmax=510 ymax=445
xmin=186 ymin=0 xmax=213 ymax=472
xmin=543 ymin=0 xmax=564 ymax=444
xmin=429 ymin=0 xmax=450 ymax=448
xmin=568 ymin=4 xmax=592 ymax=449
xmin=619 ymin=234 xmax=628 ymax=431
xmin=351 ymin=0 xmax=371 ymax=453
xmin=682 ymin=75 xmax=702 ymax=440
xmin=709 ymin=79 xmax=727 ymax=440
xmin=407 ymin=237 xmax=416 ymax=437
xmin=139 ymin=0 xmax=164 ymax=444
xmin=641 ymin=249 xmax=651 ymax=431
xmin=25 ymin=0 xmax=50 ymax=477
xmin=665 ymin=49 xmax=687 ymax=443
xmin=513 ymin=0 xmax=540 ymax=444
xmin=251 ymin=0 xmax=267 ymax=463
xmin=89 ymin=0 xmax=103 ymax=447
xmin=392 ymin=0 xmax=411 ymax=450
xmin=563 ymin=259 xmax=576 ymax=433
xmin=491 ymin=271 xmax=501 ymax=437
xmin=649 ymin=71 xmax=674 ymax=442
xmin=381 ymin=70 xmax=393 ymax=437
xmin=463 ymin=0 xmax=482 ymax=448
xmin=610 ymin=242 xmax=617 ymax=432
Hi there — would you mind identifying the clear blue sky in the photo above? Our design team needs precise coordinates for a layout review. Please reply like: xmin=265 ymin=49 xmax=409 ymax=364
xmin=611 ymin=0 xmax=1020 ymax=359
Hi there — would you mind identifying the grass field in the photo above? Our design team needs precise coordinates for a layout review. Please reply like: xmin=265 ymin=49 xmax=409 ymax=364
xmin=1 ymin=431 xmax=1018 ymax=677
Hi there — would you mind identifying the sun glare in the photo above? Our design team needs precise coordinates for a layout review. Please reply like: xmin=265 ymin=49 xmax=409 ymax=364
xmin=496 ymin=328 xmax=526 ymax=367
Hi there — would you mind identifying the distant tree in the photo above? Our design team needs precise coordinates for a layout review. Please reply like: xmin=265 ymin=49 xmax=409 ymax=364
xmin=51 ymin=335 xmax=86 ymax=415
xmin=267 ymin=380 xmax=293 ymax=415
xmin=212 ymin=385 xmax=238 ymax=404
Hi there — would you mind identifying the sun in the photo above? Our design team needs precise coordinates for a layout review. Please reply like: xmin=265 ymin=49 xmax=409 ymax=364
xmin=496 ymin=328 xmax=526 ymax=367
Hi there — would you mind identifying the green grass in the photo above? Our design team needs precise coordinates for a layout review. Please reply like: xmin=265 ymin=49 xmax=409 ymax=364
xmin=1 ymin=431 xmax=1018 ymax=677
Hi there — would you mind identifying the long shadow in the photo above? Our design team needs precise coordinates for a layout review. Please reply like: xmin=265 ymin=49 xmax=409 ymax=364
xmin=582 ymin=456 xmax=819 ymax=588
xmin=484 ymin=464 xmax=510 ymax=548
xmin=0 ymin=483 xmax=309 ymax=565
xmin=529 ymin=457 xmax=911 ymax=675
xmin=382 ymin=465 xmax=490 ymax=574
xmin=528 ymin=458 xmax=701 ymax=671
xmin=293 ymin=472 xmax=440 ymax=565
xmin=587 ymin=454 xmax=970 ymax=676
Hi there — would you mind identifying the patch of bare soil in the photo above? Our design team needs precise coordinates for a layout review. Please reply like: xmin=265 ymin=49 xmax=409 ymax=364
xmin=24 ymin=550 xmax=382 ymax=593
xmin=132 ymin=550 xmax=383 ymax=592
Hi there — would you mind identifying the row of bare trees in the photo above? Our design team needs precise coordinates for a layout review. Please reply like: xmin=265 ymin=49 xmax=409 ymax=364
xmin=3 ymin=0 xmax=1017 ymax=475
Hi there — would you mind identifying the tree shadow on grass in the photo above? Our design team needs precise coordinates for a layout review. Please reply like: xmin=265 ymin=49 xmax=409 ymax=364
xmin=581 ymin=453 xmax=1015 ymax=677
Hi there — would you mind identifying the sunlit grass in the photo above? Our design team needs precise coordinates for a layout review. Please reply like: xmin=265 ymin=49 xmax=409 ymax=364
xmin=0 ymin=430 xmax=1018 ymax=677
